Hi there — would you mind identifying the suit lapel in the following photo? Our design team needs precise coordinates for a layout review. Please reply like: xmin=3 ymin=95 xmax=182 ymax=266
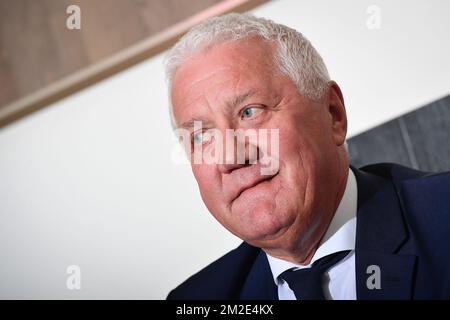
xmin=239 ymin=250 xmax=278 ymax=300
xmin=356 ymin=251 xmax=416 ymax=299
xmin=237 ymin=166 xmax=418 ymax=300
xmin=352 ymin=166 xmax=417 ymax=299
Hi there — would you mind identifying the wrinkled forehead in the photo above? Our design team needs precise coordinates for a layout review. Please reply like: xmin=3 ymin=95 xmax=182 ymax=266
xmin=170 ymin=38 xmax=280 ymax=123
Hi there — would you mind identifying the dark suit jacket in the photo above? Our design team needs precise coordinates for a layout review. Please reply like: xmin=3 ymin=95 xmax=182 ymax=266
xmin=167 ymin=163 xmax=450 ymax=300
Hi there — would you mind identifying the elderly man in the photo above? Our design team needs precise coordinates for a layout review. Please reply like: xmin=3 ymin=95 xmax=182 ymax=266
xmin=165 ymin=13 xmax=450 ymax=300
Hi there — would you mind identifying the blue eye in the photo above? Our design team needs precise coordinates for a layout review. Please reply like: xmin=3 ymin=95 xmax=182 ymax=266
xmin=193 ymin=132 xmax=202 ymax=145
xmin=192 ymin=130 xmax=213 ymax=145
xmin=241 ymin=106 xmax=262 ymax=119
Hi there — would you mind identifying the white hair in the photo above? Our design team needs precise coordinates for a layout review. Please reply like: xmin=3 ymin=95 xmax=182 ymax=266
xmin=165 ymin=13 xmax=331 ymax=128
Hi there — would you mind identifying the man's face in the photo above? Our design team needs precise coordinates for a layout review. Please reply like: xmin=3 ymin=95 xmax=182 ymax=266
xmin=171 ymin=38 xmax=347 ymax=256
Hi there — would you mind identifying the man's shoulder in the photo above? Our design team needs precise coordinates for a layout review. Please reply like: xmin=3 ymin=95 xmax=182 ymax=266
xmin=359 ymin=162 xmax=450 ymax=244
xmin=358 ymin=162 xmax=433 ymax=180
xmin=167 ymin=242 xmax=260 ymax=300
xmin=358 ymin=162 xmax=450 ymax=193
xmin=357 ymin=162 xmax=450 ymax=215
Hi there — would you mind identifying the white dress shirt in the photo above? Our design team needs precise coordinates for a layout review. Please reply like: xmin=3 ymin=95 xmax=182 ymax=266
xmin=266 ymin=169 xmax=358 ymax=300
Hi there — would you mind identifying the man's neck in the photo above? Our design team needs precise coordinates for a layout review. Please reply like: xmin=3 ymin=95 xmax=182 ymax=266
xmin=264 ymin=166 xmax=354 ymax=265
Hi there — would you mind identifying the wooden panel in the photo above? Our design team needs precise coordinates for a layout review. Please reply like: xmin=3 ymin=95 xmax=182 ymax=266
xmin=0 ymin=0 xmax=267 ymax=128
xmin=0 ymin=0 xmax=222 ymax=106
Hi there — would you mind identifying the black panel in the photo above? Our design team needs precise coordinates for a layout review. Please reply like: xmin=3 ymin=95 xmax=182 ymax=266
xmin=348 ymin=119 xmax=413 ymax=169
xmin=402 ymin=95 xmax=450 ymax=172
xmin=348 ymin=94 xmax=450 ymax=173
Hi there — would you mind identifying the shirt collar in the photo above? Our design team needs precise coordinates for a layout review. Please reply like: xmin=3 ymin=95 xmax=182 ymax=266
xmin=266 ymin=167 xmax=358 ymax=284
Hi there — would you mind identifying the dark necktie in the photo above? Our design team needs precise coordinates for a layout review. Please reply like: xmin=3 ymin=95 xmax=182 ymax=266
xmin=278 ymin=250 xmax=351 ymax=300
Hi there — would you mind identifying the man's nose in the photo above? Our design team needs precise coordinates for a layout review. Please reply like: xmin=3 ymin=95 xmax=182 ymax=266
xmin=217 ymin=138 xmax=260 ymax=174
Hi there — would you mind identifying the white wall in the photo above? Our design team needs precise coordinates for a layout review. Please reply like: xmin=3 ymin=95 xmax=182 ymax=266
xmin=0 ymin=0 xmax=449 ymax=299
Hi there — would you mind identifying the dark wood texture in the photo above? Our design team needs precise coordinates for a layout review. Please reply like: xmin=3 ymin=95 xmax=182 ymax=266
xmin=0 ymin=0 xmax=268 ymax=128
xmin=0 ymin=0 xmax=268 ymax=129
xmin=0 ymin=0 xmax=223 ymax=107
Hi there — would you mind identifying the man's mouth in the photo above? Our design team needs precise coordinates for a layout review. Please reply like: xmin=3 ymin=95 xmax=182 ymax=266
xmin=232 ymin=172 xmax=279 ymax=203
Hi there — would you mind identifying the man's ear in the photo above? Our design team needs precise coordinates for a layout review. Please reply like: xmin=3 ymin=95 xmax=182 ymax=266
xmin=327 ymin=81 xmax=347 ymax=146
